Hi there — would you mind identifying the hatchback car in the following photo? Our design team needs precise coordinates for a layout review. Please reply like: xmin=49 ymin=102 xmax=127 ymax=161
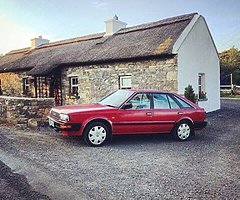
xmin=48 ymin=89 xmax=207 ymax=146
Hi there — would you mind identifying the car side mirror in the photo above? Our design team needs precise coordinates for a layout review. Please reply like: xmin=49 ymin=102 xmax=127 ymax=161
xmin=122 ymin=102 xmax=133 ymax=109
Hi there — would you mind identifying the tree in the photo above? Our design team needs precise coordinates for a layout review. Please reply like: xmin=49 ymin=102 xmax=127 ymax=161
xmin=184 ymin=85 xmax=196 ymax=103
xmin=220 ymin=47 xmax=240 ymax=85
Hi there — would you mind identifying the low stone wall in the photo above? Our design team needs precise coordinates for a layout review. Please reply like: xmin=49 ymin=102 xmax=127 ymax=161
xmin=0 ymin=96 xmax=55 ymax=128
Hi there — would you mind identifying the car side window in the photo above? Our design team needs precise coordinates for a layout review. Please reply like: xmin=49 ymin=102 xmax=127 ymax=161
xmin=171 ymin=95 xmax=193 ymax=108
xmin=153 ymin=93 xmax=170 ymax=109
xmin=167 ymin=95 xmax=180 ymax=109
xmin=128 ymin=93 xmax=150 ymax=109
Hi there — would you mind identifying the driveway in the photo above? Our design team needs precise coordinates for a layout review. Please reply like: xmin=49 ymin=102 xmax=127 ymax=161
xmin=0 ymin=99 xmax=239 ymax=200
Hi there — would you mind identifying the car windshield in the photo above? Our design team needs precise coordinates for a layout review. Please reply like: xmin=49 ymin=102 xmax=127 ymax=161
xmin=99 ymin=90 xmax=134 ymax=108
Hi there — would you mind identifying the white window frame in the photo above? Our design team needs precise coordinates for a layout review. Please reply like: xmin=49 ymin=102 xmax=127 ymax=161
xmin=119 ymin=75 xmax=132 ymax=89
xmin=69 ymin=76 xmax=79 ymax=95
xmin=23 ymin=77 xmax=30 ymax=93
xmin=198 ymin=73 xmax=206 ymax=99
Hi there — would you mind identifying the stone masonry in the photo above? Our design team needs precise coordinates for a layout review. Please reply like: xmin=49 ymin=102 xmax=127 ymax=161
xmin=62 ymin=57 xmax=178 ymax=104
xmin=0 ymin=72 xmax=35 ymax=97
xmin=0 ymin=96 xmax=55 ymax=128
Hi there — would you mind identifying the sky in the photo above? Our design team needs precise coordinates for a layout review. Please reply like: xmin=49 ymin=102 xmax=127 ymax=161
xmin=0 ymin=0 xmax=239 ymax=55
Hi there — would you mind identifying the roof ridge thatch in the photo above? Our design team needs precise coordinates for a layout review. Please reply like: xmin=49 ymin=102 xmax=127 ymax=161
xmin=116 ymin=13 xmax=197 ymax=35
xmin=6 ymin=47 xmax=30 ymax=55
xmin=4 ymin=33 xmax=106 ymax=56
xmin=37 ymin=32 xmax=105 ymax=49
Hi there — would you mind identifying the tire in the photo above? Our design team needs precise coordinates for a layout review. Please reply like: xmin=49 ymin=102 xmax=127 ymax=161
xmin=83 ymin=122 xmax=109 ymax=147
xmin=173 ymin=121 xmax=194 ymax=141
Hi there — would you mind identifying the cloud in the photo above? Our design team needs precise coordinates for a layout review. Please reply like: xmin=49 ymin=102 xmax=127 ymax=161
xmin=91 ymin=0 xmax=109 ymax=10
xmin=0 ymin=14 xmax=38 ymax=55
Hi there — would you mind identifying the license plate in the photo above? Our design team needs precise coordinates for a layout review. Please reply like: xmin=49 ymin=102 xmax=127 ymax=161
xmin=49 ymin=119 xmax=54 ymax=127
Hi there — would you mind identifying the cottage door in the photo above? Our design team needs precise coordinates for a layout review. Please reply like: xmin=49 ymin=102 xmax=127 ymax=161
xmin=49 ymin=72 xmax=62 ymax=106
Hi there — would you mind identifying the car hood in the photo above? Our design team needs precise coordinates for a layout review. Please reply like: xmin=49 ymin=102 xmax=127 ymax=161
xmin=51 ymin=103 xmax=116 ymax=114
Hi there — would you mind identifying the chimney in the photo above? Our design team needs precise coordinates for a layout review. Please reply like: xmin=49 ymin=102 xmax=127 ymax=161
xmin=104 ymin=15 xmax=127 ymax=36
xmin=31 ymin=35 xmax=49 ymax=49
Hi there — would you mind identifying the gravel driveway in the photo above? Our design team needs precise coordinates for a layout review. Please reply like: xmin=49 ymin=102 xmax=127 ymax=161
xmin=0 ymin=99 xmax=239 ymax=200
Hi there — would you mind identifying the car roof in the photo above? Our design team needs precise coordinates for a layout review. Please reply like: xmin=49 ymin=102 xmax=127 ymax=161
xmin=124 ymin=89 xmax=173 ymax=94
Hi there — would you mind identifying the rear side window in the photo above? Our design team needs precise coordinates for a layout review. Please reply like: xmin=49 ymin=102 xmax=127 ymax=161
xmin=171 ymin=95 xmax=193 ymax=108
xmin=167 ymin=95 xmax=180 ymax=109
xmin=152 ymin=93 xmax=170 ymax=109
xmin=151 ymin=93 xmax=193 ymax=109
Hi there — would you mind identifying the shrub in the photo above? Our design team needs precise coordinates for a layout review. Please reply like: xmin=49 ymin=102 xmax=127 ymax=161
xmin=184 ymin=85 xmax=196 ymax=103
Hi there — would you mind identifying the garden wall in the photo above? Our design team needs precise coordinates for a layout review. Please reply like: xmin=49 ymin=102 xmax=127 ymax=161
xmin=0 ymin=96 xmax=55 ymax=129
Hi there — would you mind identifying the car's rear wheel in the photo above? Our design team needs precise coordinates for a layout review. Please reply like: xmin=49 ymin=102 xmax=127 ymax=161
xmin=173 ymin=121 xmax=194 ymax=141
xmin=83 ymin=122 xmax=109 ymax=146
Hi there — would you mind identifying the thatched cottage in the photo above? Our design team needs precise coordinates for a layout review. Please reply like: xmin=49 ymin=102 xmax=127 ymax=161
xmin=0 ymin=13 xmax=220 ymax=112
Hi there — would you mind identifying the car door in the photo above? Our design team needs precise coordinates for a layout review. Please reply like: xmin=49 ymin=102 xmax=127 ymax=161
xmin=114 ymin=92 xmax=155 ymax=134
xmin=151 ymin=93 xmax=182 ymax=133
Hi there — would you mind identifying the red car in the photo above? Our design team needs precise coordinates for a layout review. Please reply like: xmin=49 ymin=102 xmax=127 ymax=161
xmin=48 ymin=89 xmax=207 ymax=146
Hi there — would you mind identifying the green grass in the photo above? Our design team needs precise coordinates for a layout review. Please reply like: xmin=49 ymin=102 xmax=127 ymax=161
xmin=221 ymin=93 xmax=240 ymax=99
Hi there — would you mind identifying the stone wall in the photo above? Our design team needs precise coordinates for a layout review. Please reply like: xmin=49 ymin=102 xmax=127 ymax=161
xmin=0 ymin=96 xmax=55 ymax=128
xmin=0 ymin=72 xmax=25 ymax=96
xmin=62 ymin=57 xmax=178 ymax=104
xmin=0 ymin=72 xmax=35 ymax=97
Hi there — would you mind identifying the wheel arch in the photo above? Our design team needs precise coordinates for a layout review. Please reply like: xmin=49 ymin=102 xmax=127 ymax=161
xmin=171 ymin=117 xmax=194 ymax=133
xmin=82 ymin=118 xmax=113 ymax=136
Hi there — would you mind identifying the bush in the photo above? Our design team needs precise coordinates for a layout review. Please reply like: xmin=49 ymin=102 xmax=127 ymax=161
xmin=184 ymin=85 xmax=196 ymax=103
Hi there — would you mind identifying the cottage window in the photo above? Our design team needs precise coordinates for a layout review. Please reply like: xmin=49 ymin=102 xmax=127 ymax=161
xmin=23 ymin=78 xmax=30 ymax=94
xmin=119 ymin=75 xmax=132 ymax=89
xmin=69 ymin=76 xmax=79 ymax=96
xmin=198 ymin=73 xmax=206 ymax=99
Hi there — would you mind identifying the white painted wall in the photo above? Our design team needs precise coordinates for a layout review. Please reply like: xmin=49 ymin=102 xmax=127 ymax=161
xmin=175 ymin=15 xmax=220 ymax=112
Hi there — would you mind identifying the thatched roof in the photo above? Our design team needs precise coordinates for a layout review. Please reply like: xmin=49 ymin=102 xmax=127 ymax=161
xmin=0 ymin=13 xmax=197 ymax=76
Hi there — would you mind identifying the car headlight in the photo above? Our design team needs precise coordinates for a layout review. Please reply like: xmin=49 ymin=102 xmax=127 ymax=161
xmin=59 ymin=113 xmax=70 ymax=122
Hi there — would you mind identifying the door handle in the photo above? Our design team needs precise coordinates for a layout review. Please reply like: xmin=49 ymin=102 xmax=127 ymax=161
xmin=178 ymin=112 xmax=184 ymax=115
xmin=146 ymin=112 xmax=152 ymax=116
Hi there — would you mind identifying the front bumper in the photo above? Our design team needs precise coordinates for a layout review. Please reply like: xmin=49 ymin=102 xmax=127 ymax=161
xmin=194 ymin=121 xmax=207 ymax=130
xmin=48 ymin=117 xmax=81 ymax=132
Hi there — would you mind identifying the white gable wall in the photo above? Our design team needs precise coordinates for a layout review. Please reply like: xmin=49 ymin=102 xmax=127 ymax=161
xmin=175 ymin=15 xmax=220 ymax=112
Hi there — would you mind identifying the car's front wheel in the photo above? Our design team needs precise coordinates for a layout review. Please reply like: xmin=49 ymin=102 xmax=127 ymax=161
xmin=173 ymin=121 xmax=194 ymax=141
xmin=83 ymin=122 xmax=109 ymax=146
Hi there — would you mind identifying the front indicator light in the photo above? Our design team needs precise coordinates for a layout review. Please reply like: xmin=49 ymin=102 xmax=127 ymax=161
xmin=60 ymin=124 xmax=72 ymax=129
